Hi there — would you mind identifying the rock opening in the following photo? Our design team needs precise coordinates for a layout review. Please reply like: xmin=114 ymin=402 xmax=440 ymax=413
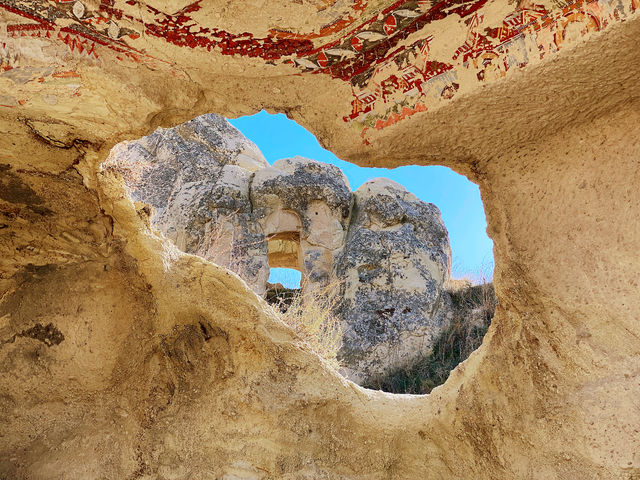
xmin=2 ymin=4 xmax=639 ymax=476
xmin=267 ymin=232 xmax=303 ymax=272
xmin=104 ymin=112 xmax=495 ymax=391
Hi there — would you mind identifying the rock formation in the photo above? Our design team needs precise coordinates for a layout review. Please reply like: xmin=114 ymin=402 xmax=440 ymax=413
xmin=251 ymin=156 xmax=353 ymax=292
xmin=104 ymin=114 xmax=271 ymax=293
xmin=337 ymin=178 xmax=452 ymax=383
xmin=1 ymin=0 xmax=639 ymax=477
xmin=106 ymin=119 xmax=453 ymax=382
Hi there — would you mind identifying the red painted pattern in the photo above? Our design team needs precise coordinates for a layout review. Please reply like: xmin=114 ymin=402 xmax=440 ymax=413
xmin=383 ymin=15 xmax=397 ymax=35
xmin=272 ymin=0 xmax=368 ymax=40
xmin=0 ymin=0 xmax=635 ymax=136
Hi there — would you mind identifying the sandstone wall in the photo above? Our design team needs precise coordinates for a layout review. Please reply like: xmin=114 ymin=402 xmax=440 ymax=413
xmin=1 ymin=2 xmax=639 ymax=478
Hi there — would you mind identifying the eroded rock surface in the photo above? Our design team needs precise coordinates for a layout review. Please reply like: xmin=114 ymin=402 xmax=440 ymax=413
xmin=104 ymin=114 xmax=271 ymax=293
xmin=337 ymin=178 xmax=452 ymax=382
xmin=107 ymin=124 xmax=453 ymax=382
xmin=1 ymin=3 xmax=639 ymax=478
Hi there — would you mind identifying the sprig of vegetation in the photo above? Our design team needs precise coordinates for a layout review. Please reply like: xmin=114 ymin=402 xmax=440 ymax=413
xmin=363 ymin=282 xmax=496 ymax=394
xmin=268 ymin=280 xmax=343 ymax=370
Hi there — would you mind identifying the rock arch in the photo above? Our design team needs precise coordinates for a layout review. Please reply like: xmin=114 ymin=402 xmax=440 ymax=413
xmin=251 ymin=156 xmax=353 ymax=292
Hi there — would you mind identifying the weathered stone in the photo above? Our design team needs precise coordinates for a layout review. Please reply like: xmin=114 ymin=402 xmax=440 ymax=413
xmin=251 ymin=156 xmax=352 ymax=289
xmin=108 ymin=130 xmax=454 ymax=383
xmin=1 ymin=5 xmax=640 ymax=478
xmin=337 ymin=178 xmax=452 ymax=383
xmin=103 ymin=114 xmax=270 ymax=293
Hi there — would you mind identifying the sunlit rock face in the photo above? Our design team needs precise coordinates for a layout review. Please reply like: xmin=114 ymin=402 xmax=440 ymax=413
xmin=251 ymin=156 xmax=352 ymax=290
xmin=107 ymin=122 xmax=453 ymax=382
xmin=103 ymin=114 xmax=271 ymax=294
xmin=337 ymin=178 xmax=452 ymax=383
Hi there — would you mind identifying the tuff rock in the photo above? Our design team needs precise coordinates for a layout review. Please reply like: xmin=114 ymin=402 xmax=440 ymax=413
xmin=251 ymin=155 xmax=353 ymax=291
xmin=104 ymin=114 xmax=271 ymax=293
xmin=1 ymin=1 xmax=639 ymax=478
xmin=107 ymin=121 xmax=453 ymax=382
xmin=337 ymin=178 xmax=453 ymax=382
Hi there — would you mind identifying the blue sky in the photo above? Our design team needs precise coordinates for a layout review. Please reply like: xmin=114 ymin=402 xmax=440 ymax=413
xmin=229 ymin=111 xmax=493 ymax=287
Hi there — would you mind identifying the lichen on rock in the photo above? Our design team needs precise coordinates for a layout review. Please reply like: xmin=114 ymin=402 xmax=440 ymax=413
xmin=103 ymin=114 xmax=271 ymax=293
xmin=106 ymin=119 xmax=456 ymax=383
xmin=336 ymin=178 xmax=453 ymax=382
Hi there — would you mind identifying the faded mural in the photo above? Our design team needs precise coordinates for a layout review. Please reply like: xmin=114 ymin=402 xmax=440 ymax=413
xmin=1 ymin=0 xmax=638 ymax=141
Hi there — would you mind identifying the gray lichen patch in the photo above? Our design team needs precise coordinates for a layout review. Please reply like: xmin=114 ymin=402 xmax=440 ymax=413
xmin=105 ymin=114 xmax=455 ymax=383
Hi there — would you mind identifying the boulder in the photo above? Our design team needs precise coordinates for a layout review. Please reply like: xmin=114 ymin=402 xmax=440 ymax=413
xmin=337 ymin=178 xmax=452 ymax=383
xmin=103 ymin=114 xmax=270 ymax=293
xmin=107 ymin=125 xmax=455 ymax=383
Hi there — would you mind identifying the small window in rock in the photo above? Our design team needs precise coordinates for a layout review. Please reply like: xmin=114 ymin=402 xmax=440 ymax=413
xmin=268 ymin=267 xmax=301 ymax=289
xmin=266 ymin=268 xmax=301 ymax=311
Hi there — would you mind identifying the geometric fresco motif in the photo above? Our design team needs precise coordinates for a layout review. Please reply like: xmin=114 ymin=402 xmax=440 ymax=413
xmin=334 ymin=0 xmax=638 ymax=140
xmin=1 ymin=0 xmax=637 ymax=142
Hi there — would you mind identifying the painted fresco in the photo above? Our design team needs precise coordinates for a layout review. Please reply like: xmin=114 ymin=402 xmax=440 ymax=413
xmin=329 ymin=0 xmax=638 ymax=140
xmin=1 ymin=0 xmax=638 ymax=139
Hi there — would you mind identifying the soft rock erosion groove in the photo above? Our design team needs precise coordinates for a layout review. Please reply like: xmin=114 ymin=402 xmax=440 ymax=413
xmin=0 ymin=0 xmax=639 ymax=477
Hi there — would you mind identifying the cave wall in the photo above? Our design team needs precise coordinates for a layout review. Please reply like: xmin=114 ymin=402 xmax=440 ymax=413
xmin=1 ymin=0 xmax=639 ymax=478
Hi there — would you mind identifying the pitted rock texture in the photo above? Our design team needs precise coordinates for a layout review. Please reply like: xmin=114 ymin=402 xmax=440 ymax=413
xmin=251 ymin=156 xmax=353 ymax=289
xmin=108 ymin=124 xmax=452 ymax=382
xmin=1 ymin=8 xmax=640 ymax=479
xmin=103 ymin=114 xmax=271 ymax=294
xmin=337 ymin=178 xmax=452 ymax=382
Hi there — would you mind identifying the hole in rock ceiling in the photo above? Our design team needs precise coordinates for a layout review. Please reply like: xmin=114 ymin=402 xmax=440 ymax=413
xmin=103 ymin=110 xmax=495 ymax=396
xmin=230 ymin=111 xmax=496 ymax=394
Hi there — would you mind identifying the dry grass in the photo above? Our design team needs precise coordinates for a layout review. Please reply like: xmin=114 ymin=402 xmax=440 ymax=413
xmin=195 ymin=212 xmax=343 ymax=368
xmin=363 ymin=280 xmax=496 ymax=394
xmin=269 ymin=280 xmax=343 ymax=370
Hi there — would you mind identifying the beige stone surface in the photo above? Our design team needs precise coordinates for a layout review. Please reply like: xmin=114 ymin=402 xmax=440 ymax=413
xmin=251 ymin=157 xmax=352 ymax=290
xmin=1 ymin=1 xmax=639 ymax=478
xmin=336 ymin=178 xmax=452 ymax=382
